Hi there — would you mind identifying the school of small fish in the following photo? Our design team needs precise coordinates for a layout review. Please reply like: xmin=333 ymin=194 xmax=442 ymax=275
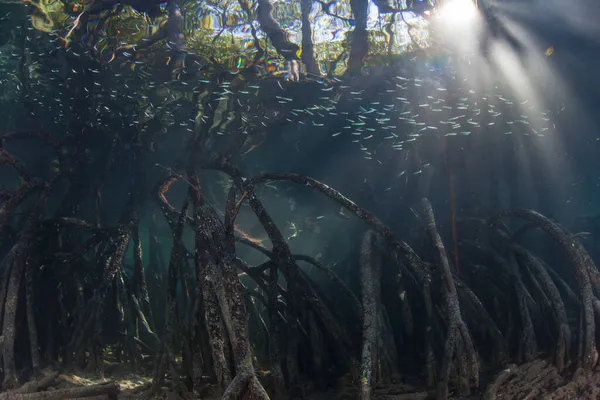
xmin=0 ymin=8 xmax=561 ymax=176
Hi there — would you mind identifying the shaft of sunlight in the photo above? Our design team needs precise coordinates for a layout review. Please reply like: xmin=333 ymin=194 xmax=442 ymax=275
xmin=489 ymin=20 xmax=573 ymax=218
xmin=430 ymin=0 xmax=577 ymax=215
xmin=432 ymin=0 xmax=483 ymax=54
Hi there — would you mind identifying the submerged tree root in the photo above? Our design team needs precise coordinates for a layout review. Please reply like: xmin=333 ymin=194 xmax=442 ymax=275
xmin=485 ymin=360 xmax=600 ymax=399
xmin=422 ymin=198 xmax=478 ymax=399
xmin=0 ymin=382 xmax=119 ymax=400
xmin=222 ymin=373 xmax=268 ymax=400
xmin=359 ymin=230 xmax=381 ymax=400
xmin=490 ymin=209 xmax=598 ymax=372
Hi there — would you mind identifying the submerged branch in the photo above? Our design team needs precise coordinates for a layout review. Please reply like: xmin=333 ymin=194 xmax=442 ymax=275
xmin=359 ymin=230 xmax=381 ymax=400
xmin=422 ymin=198 xmax=478 ymax=398
xmin=490 ymin=209 xmax=598 ymax=372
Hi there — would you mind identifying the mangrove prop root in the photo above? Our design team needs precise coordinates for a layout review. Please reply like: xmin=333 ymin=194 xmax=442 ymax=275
xmin=116 ymin=274 xmax=140 ymax=369
xmin=152 ymin=198 xmax=188 ymax=391
xmin=2 ymin=187 xmax=49 ymax=389
xmin=490 ymin=208 xmax=597 ymax=372
xmin=226 ymin=186 xmax=285 ymax=397
xmin=510 ymin=241 xmax=571 ymax=371
xmin=231 ymin=196 xmax=353 ymax=394
xmin=359 ymin=230 xmax=381 ymax=400
xmin=249 ymin=192 xmax=299 ymax=392
xmin=236 ymin=226 xmax=358 ymax=378
xmin=0 ymin=181 xmax=43 ymax=233
xmin=0 ymin=148 xmax=30 ymax=183
xmin=0 ymin=382 xmax=119 ymax=400
xmin=544 ymin=264 xmax=581 ymax=307
xmin=378 ymin=307 xmax=401 ymax=383
xmin=207 ymin=164 xmax=429 ymax=285
xmin=464 ymin=239 xmax=537 ymax=363
xmin=483 ymin=364 xmax=518 ymax=400
xmin=236 ymin=236 xmax=363 ymax=324
xmin=2 ymin=249 xmax=25 ymax=390
xmin=208 ymin=162 xmax=422 ymax=375
xmin=187 ymin=162 xmax=268 ymax=400
xmin=222 ymin=374 xmax=267 ymax=400
xmin=421 ymin=198 xmax=478 ymax=399
xmin=455 ymin=281 xmax=507 ymax=366
xmin=203 ymin=262 xmax=232 ymax=392
xmin=132 ymin=222 xmax=153 ymax=329
xmin=11 ymin=373 xmax=59 ymax=394
xmin=187 ymin=173 xmax=232 ymax=392
xmin=506 ymin=250 xmax=537 ymax=363
xmin=25 ymin=253 xmax=41 ymax=373
xmin=196 ymin=209 xmax=269 ymax=400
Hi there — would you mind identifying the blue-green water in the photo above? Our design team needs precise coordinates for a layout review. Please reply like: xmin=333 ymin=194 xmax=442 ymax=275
xmin=0 ymin=0 xmax=599 ymax=398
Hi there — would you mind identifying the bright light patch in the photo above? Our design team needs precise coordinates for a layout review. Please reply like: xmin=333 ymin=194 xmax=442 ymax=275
xmin=437 ymin=0 xmax=478 ymax=26
xmin=433 ymin=0 xmax=481 ymax=52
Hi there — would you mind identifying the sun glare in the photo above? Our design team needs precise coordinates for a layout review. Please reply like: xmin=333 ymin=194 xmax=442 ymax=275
xmin=436 ymin=0 xmax=478 ymax=26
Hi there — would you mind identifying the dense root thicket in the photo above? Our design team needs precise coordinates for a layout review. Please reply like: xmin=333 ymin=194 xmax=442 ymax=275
xmin=3 ymin=117 xmax=600 ymax=399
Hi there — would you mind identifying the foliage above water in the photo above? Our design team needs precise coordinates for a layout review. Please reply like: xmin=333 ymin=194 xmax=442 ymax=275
xmin=25 ymin=0 xmax=433 ymax=76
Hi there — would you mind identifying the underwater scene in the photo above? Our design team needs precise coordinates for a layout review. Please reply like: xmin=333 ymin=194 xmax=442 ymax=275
xmin=0 ymin=0 xmax=599 ymax=398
